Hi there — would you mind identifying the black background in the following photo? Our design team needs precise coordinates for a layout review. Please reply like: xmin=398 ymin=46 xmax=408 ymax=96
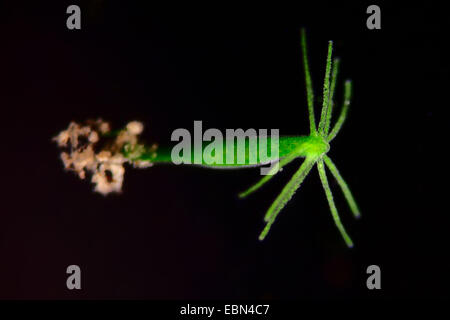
xmin=0 ymin=1 xmax=447 ymax=299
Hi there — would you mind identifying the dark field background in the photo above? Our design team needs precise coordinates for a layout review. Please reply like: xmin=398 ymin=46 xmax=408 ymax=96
xmin=0 ymin=1 xmax=447 ymax=299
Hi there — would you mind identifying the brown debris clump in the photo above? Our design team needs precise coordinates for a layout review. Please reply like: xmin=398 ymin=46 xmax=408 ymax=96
xmin=53 ymin=119 xmax=154 ymax=195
